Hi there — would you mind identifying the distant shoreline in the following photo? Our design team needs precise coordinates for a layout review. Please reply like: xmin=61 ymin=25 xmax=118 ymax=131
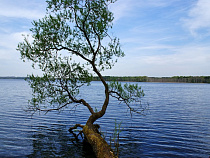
xmin=1 ymin=76 xmax=210 ymax=83
xmin=92 ymin=76 xmax=210 ymax=84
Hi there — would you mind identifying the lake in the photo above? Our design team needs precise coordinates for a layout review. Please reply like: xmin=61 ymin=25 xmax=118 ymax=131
xmin=0 ymin=79 xmax=209 ymax=158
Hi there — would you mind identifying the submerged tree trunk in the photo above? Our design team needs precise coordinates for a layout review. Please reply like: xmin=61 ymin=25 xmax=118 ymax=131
xmin=69 ymin=116 xmax=117 ymax=157
xmin=83 ymin=123 xmax=116 ymax=158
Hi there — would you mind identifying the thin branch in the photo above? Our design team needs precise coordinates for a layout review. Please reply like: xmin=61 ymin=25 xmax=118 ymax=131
xmin=91 ymin=24 xmax=101 ymax=62
xmin=109 ymin=90 xmax=129 ymax=102
xmin=69 ymin=124 xmax=84 ymax=141
xmin=39 ymin=40 xmax=92 ymax=64
xmin=59 ymin=80 xmax=95 ymax=114
xmin=69 ymin=124 xmax=84 ymax=131
xmin=73 ymin=7 xmax=95 ymax=55
xmin=126 ymin=102 xmax=147 ymax=116
xmin=35 ymin=102 xmax=72 ymax=114
xmin=69 ymin=103 xmax=80 ymax=113
xmin=109 ymin=90 xmax=147 ymax=115
xmin=53 ymin=45 xmax=92 ymax=63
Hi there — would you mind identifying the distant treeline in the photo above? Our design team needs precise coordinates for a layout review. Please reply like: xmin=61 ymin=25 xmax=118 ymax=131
xmin=0 ymin=77 xmax=26 ymax=79
xmin=1 ymin=76 xmax=210 ymax=83
xmin=93 ymin=76 xmax=210 ymax=83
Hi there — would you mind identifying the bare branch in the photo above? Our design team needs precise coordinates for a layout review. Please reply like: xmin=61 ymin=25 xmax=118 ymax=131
xmin=34 ymin=102 xmax=73 ymax=114
xmin=69 ymin=124 xmax=84 ymax=141
xmin=50 ymin=44 xmax=92 ymax=64
xmin=109 ymin=90 xmax=129 ymax=102
xmin=109 ymin=90 xmax=147 ymax=116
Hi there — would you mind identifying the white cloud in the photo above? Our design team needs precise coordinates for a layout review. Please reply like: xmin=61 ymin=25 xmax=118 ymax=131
xmin=109 ymin=0 xmax=148 ymax=21
xmin=0 ymin=0 xmax=46 ymax=20
xmin=183 ymin=0 xmax=210 ymax=36
xmin=104 ymin=44 xmax=210 ymax=76
xmin=143 ymin=45 xmax=210 ymax=64
xmin=135 ymin=44 xmax=174 ymax=51
xmin=0 ymin=31 xmax=29 ymax=49
xmin=0 ymin=8 xmax=44 ymax=20
xmin=0 ymin=31 xmax=41 ymax=76
xmin=109 ymin=0 xmax=135 ymax=22
xmin=110 ymin=0 xmax=176 ymax=23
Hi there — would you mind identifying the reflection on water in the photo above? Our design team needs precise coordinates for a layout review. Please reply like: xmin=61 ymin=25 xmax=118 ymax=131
xmin=27 ymin=125 xmax=95 ymax=158
xmin=0 ymin=80 xmax=210 ymax=157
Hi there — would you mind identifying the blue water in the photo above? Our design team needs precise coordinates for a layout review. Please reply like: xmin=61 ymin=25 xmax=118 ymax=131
xmin=0 ymin=79 xmax=209 ymax=157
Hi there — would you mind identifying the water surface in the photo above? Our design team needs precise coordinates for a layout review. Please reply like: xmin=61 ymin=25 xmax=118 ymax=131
xmin=0 ymin=80 xmax=209 ymax=157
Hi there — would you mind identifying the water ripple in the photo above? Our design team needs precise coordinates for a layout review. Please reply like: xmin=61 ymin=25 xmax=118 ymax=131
xmin=0 ymin=80 xmax=210 ymax=157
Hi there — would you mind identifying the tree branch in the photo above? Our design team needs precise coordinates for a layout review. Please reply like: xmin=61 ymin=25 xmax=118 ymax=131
xmin=109 ymin=90 xmax=147 ymax=115
xmin=49 ymin=44 xmax=92 ymax=64
xmin=109 ymin=90 xmax=129 ymax=102
xmin=60 ymin=80 xmax=95 ymax=114
xmin=34 ymin=102 xmax=73 ymax=114
xmin=73 ymin=7 xmax=95 ymax=55
xmin=68 ymin=124 xmax=84 ymax=141
xmin=91 ymin=24 xmax=101 ymax=63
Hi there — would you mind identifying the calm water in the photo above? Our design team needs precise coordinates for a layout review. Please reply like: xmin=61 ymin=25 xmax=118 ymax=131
xmin=0 ymin=79 xmax=209 ymax=158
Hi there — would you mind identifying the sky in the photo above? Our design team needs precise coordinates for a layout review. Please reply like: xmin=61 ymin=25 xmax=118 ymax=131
xmin=0 ymin=0 xmax=210 ymax=77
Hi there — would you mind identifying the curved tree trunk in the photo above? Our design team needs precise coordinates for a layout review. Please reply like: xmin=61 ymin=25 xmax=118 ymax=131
xmin=80 ymin=66 xmax=116 ymax=157
xmin=83 ymin=123 xmax=116 ymax=158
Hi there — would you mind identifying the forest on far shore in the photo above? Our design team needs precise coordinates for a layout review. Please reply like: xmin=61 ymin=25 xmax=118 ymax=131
xmin=0 ymin=76 xmax=210 ymax=83
xmin=93 ymin=76 xmax=210 ymax=83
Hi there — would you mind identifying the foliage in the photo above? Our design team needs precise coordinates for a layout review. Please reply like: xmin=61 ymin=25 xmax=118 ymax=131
xmin=17 ymin=0 xmax=144 ymax=121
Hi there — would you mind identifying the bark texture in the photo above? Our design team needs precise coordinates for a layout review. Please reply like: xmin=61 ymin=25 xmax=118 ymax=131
xmin=83 ymin=124 xmax=116 ymax=158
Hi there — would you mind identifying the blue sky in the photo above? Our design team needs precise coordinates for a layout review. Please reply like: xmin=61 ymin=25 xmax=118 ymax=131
xmin=0 ymin=0 xmax=210 ymax=77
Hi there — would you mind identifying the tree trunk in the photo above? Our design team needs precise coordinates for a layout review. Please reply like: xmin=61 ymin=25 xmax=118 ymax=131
xmin=83 ymin=124 xmax=116 ymax=158
xmin=81 ymin=67 xmax=115 ymax=157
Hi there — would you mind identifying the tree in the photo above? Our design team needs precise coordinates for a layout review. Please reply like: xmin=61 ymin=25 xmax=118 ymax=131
xmin=17 ymin=0 xmax=145 ymax=157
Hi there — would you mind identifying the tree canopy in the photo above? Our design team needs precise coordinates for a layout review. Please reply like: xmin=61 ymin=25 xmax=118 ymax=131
xmin=17 ymin=0 xmax=145 ymax=156
xmin=17 ymin=0 xmax=145 ymax=119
